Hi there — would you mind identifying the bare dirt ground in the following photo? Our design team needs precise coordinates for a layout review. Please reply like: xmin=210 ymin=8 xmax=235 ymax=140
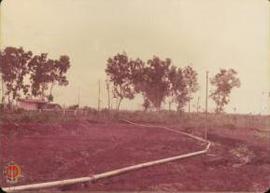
xmin=0 ymin=120 xmax=270 ymax=192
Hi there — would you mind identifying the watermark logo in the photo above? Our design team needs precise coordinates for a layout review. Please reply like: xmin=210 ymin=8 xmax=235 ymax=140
xmin=3 ymin=161 xmax=22 ymax=184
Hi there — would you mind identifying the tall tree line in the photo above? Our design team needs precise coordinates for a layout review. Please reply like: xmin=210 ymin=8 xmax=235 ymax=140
xmin=106 ymin=52 xmax=240 ymax=113
xmin=105 ymin=52 xmax=199 ymax=112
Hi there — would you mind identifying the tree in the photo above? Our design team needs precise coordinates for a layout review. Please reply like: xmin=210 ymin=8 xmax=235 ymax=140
xmin=0 ymin=47 xmax=32 ymax=104
xmin=28 ymin=54 xmax=70 ymax=99
xmin=129 ymin=57 xmax=149 ymax=110
xmin=52 ymin=55 xmax=70 ymax=94
xmin=0 ymin=46 xmax=70 ymax=105
xmin=135 ymin=56 xmax=171 ymax=110
xmin=182 ymin=66 xmax=199 ymax=109
xmin=28 ymin=53 xmax=51 ymax=98
xmin=168 ymin=65 xmax=198 ymax=111
xmin=105 ymin=52 xmax=136 ymax=110
xmin=105 ymin=53 xmax=198 ymax=112
xmin=210 ymin=69 xmax=240 ymax=113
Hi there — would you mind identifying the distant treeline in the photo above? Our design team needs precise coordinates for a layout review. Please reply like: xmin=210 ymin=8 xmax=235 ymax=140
xmin=0 ymin=47 xmax=240 ymax=113
xmin=105 ymin=52 xmax=240 ymax=113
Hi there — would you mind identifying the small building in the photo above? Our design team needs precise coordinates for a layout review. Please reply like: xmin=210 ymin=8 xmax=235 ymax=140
xmin=17 ymin=99 xmax=48 ymax=111
xmin=17 ymin=99 xmax=62 ymax=111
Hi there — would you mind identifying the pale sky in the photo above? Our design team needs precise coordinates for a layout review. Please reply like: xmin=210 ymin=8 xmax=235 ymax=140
xmin=0 ymin=0 xmax=270 ymax=114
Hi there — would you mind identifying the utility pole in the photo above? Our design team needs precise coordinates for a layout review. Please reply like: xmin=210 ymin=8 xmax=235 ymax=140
xmin=78 ymin=87 xmax=80 ymax=107
xmin=205 ymin=71 xmax=209 ymax=140
xmin=98 ymin=80 xmax=101 ymax=111
xmin=196 ymin=96 xmax=200 ymax=113
xmin=106 ymin=80 xmax=111 ymax=110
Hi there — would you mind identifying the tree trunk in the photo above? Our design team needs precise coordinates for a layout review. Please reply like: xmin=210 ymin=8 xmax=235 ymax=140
xmin=49 ymin=83 xmax=55 ymax=95
xmin=117 ymin=97 xmax=123 ymax=111
xmin=168 ymin=101 xmax=172 ymax=111
xmin=106 ymin=81 xmax=111 ymax=110
xmin=1 ymin=75 xmax=4 ymax=104
xmin=41 ymin=83 xmax=46 ymax=100
xmin=7 ymin=94 xmax=12 ymax=110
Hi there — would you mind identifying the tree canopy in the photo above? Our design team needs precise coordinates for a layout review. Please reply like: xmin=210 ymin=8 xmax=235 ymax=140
xmin=210 ymin=69 xmax=240 ymax=113
xmin=105 ymin=53 xmax=136 ymax=110
xmin=105 ymin=52 xmax=199 ymax=111
xmin=0 ymin=46 xmax=70 ymax=105
xmin=0 ymin=47 xmax=32 ymax=102
xmin=169 ymin=65 xmax=198 ymax=111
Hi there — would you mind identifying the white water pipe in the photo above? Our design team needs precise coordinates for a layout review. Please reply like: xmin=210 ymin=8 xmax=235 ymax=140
xmin=2 ymin=121 xmax=211 ymax=192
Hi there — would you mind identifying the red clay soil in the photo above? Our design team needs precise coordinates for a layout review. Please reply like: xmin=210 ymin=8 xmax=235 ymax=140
xmin=0 ymin=121 xmax=270 ymax=192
